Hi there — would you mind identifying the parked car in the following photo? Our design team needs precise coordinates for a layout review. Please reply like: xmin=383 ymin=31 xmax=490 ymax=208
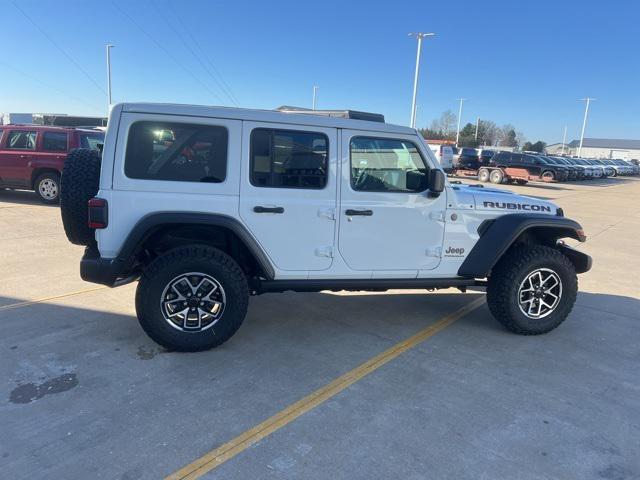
xmin=590 ymin=159 xmax=615 ymax=177
xmin=477 ymin=149 xmax=495 ymax=166
xmin=549 ymin=156 xmax=588 ymax=180
xmin=455 ymin=147 xmax=481 ymax=169
xmin=491 ymin=152 xmax=569 ymax=182
xmin=0 ymin=125 xmax=104 ymax=203
xmin=541 ymin=156 xmax=581 ymax=181
xmin=58 ymin=102 xmax=591 ymax=351
xmin=582 ymin=159 xmax=607 ymax=178
xmin=570 ymin=158 xmax=599 ymax=178
xmin=428 ymin=143 xmax=454 ymax=172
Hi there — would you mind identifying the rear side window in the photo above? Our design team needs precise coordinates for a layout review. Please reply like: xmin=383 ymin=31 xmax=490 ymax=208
xmin=250 ymin=129 xmax=328 ymax=189
xmin=7 ymin=130 xmax=36 ymax=150
xmin=125 ymin=121 xmax=228 ymax=183
xmin=43 ymin=132 xmax=68 ymax=151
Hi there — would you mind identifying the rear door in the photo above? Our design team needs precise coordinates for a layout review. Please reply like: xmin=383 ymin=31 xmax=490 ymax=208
xmin=38 ymin=130 xmax=69 ymax=170
xmin=239 ymin=122 xmax=338 ymax=272
xmin=0 ymin=129 xmax=36 ymax=186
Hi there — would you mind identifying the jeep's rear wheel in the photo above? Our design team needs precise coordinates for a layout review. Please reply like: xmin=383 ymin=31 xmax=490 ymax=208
xmin=35 ymin=172 xmax=60 ymax=204
xmin=486 ymin=245 xmax=577 ymax=335
xmin=135 ymin=245 xmax=249 ymax=351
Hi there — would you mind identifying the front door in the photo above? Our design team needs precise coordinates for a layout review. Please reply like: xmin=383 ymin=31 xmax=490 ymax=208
xmin=239 ymin=122 xmax=338 ymax=272
xmin=338 ymin=130 xmax=447 ymax=274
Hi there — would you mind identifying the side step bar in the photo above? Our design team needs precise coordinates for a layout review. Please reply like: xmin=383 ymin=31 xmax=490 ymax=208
xmin=251 ymin=278 xmax=486 ymax=295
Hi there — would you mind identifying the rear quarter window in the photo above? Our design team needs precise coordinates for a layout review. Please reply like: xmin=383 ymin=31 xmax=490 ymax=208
xmin=124 ymin=121 xmax=228 ymax=183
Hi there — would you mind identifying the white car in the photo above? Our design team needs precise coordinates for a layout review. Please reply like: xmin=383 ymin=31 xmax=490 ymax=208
xmin=428 ymin=143 xmax=454 ymax=172
xmin=59 ymin=102 xmax=592 ymax=351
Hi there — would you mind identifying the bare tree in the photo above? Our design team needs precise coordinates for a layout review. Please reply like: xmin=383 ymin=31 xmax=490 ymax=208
xmin=429 ymin=110 xmax=457 ymax=138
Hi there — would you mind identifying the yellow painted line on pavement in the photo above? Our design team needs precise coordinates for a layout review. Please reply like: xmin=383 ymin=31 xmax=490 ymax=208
xmin=167 ymin=295 xmax=486 ymax=480
xmin=0 ymin=286 xmax=108 ymax=312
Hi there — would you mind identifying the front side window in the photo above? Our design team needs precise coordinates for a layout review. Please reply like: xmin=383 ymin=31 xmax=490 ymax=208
xmin=350 ymin=137 xmax=428 ymax=192
xmin=250 ymin=129 xmax=328 ymax=189
xmin=125 ymin=121 xmax=228 ymax=183
xmin=7 ymin=130 xmax=36 ymax=150
xmin=43 ymin=132 xmax=68 ymax=151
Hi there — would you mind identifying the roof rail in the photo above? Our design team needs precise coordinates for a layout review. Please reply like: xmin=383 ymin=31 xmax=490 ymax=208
xmin=276 ymin=106 xmax=385 ymax=123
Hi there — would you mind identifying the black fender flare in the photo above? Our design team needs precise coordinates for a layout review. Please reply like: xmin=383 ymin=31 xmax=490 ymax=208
xmin=116 ymin=212 xmax=275 ymax=279
xmin=458 ymin=213 xmax=591 ymax=278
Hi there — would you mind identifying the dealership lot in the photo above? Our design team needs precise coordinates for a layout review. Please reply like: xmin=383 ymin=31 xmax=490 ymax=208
xmin=1 ymin=178 xmax=639 ymax=479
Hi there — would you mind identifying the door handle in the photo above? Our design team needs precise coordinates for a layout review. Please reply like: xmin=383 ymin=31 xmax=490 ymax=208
xmin=345 ymin=209 xmax=373 ymax=216
xmin=253 ymin=206 xmax=284 ymax=214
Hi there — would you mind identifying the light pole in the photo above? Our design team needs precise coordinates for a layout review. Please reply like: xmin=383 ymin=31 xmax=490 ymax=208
xmin=106 ymin=44 xmax=115 ymax=109
xmin=578 ymin=98 xmax=595 ymax=157
xmin=561 ymin=125 xmax=567 ymax=154
xmin=408 ymin=32 xmax=435 ymax=128
xmin=312 ymin=85 xmax=319 ymax=110
xmin=474 ymin=116 xmax=480 ymax=142
xmin=455 ymin=98 xmax=466 ymax=146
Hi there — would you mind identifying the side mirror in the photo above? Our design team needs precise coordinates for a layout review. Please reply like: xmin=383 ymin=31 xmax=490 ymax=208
xmin=428 ymin=169 xmax=445 ymax=197
xmin=406 ymin=170 xmax=428 ymax=192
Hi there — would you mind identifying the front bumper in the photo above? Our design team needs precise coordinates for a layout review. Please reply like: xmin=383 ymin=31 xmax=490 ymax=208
xmin=80 ymin=247 xmax=138 ymax=287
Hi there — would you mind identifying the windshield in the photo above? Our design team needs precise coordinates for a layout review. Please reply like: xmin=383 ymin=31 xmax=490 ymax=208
xmin=79 ymin=132 xmax=104 ymax=150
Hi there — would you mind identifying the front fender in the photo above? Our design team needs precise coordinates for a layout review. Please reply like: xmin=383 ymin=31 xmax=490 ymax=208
xmin=458 ymin=213 xmax=589 ymax=278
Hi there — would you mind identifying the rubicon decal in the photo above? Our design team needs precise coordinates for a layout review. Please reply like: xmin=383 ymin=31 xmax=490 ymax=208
xmin=483 ymin=201 xmax=552 ymax=212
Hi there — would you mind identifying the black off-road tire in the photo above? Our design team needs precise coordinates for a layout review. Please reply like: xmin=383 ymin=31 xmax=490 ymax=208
xmin=486 ymin=244 xmax=577 ymax=335
xmin=60 ymin=148 xmax=101 ymax=246
xmin=135 ymin=245 xmax=249 ymax=352
xmin=34 ymin=171 xmax=61 ymax=204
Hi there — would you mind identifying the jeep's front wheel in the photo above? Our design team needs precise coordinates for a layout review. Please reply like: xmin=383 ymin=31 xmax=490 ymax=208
xmin=135 ymin=245 xmax=249 ymax=351
xmin=486 ymin=245 xmax=577 ymax=335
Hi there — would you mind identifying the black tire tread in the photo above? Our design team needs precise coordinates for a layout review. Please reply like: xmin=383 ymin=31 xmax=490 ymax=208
xmin=60 ymin=148 xmax=102 ymax=246
xmin=487 ymin=244 xmax=577 ymax=335
xmin=135 ymin=245 xmax=249 ymax=351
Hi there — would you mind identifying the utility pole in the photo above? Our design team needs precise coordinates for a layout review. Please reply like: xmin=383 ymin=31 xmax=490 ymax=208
xmin=578 ymin=98 xmax=595 ymax=157
xmin=561 ymin=125 xmax=567 ymax=154
xmin=106 ymin=44 xmax=115 ymax=109
xmin=408 ymin=32 xmax=435 ymax=128
xmin=455 ymin=98 xmax=466 ymax=146
xmin=312 ymin=85 xmax=319 ymax=110
xmin=474 ymin=116 xmax=480 ymax=141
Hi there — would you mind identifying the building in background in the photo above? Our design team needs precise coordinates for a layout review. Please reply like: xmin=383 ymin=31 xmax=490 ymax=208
xmin=1 ymin=112 xmax=107 ymax=128
xmin=546 ymin=138 xmax=640 ymax=160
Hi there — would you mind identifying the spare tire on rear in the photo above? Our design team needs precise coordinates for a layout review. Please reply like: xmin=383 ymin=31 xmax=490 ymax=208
xmin=60 ymin=148 xmax=102 ymax=246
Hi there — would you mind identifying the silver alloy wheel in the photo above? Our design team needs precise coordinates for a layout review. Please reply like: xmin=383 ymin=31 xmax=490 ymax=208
xmin=517 ymin=268 xmax=562 ymax=319
xmin=160 ymin=272 xmax=226 ymax=332
xmin=39 ymin=178 xmax=59 ymax=199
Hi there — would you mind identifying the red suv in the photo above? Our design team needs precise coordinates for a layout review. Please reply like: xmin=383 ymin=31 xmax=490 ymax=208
xmin=0 ymin=125 xmax=104 ymax=203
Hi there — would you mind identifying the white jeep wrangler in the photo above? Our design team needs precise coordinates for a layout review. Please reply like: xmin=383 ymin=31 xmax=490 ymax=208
xmin=60 ymin=103 xmax=592 ymax=351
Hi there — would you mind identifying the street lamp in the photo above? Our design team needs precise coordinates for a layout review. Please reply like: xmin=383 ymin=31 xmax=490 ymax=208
xmin=408 ymin=32 xmax=435 ymax=129
xmin=106 ymin=44 xmax=115 ymax=109
xmin=312 ymin=85 xmax=319 ymax=110
xmin=578 ymin=98 xmax=595 ymax=157
xmin=455 ymin=98 xmax=466 ymax=146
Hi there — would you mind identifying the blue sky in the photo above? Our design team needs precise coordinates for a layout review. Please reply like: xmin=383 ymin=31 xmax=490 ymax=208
xmin=1 ymin=0 xmax=638 ymax=143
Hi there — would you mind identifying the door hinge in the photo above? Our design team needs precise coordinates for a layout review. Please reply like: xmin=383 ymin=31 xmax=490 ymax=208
xmin=425 ymin=247 xmax=442 ymax=258
xmin=429 ymin=210 xmax=446 ymax=222
xmin=315 ymin=246 xmax=334 ymax=258
xmin=318 ymin=208 xmax=335 ymax=221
